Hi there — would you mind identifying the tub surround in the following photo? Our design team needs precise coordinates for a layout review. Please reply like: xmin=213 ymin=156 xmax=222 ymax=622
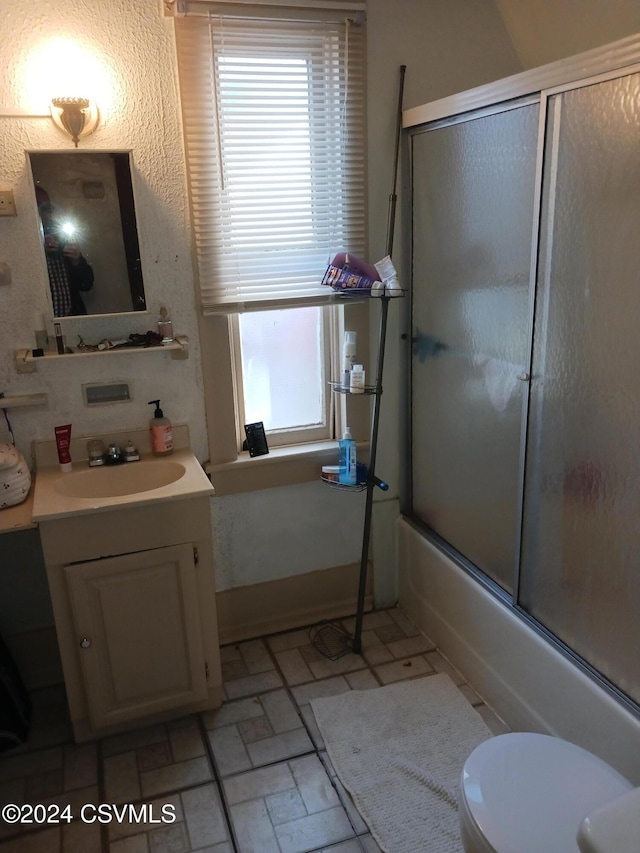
xmin=398 ymin=518 xmax=640 ymax=785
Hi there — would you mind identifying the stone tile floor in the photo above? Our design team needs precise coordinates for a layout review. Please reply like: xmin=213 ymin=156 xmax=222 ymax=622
xmin=0 ymin=608 xmax=508 ymax=852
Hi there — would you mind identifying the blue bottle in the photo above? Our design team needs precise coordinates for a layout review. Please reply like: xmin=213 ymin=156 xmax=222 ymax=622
xmin=338 ymin=427 xmax=357 ymax=485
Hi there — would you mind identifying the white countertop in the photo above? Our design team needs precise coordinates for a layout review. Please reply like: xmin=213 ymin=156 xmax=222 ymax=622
xmin=0 ymin=491 xmax=36 ymax=534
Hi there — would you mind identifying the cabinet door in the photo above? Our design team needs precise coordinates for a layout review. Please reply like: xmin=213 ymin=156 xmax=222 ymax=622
xmin=65 ymin=543 xmax=207 ymax=730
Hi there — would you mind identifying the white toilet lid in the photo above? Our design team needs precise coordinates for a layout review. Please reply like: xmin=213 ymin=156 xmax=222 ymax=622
xmin=461 ymin=733 xmax=633 ymax=853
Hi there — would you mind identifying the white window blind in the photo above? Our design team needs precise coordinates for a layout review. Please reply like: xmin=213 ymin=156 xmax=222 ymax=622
xmin=174 ymin=11 xmax=366 ymax=313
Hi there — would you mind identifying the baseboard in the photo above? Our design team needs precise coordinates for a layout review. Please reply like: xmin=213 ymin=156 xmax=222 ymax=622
xmin=216 ymin=562 xmax=372 ymax=645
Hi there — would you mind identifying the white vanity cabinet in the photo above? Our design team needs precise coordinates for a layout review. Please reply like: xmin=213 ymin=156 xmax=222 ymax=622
xmin=38 ymin=496 xmax=222 ymax=742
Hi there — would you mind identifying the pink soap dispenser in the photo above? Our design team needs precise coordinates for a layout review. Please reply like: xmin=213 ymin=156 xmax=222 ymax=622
xmin=148 ymin=399 xmax=173 ymax=455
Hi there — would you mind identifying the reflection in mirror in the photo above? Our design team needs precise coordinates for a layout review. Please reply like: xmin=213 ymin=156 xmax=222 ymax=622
xmin=29 ymin=152 xmax=147 ymax=317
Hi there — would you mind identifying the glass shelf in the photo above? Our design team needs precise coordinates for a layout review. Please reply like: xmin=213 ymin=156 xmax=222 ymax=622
xmin=328 ymin=287 xmax=407 ymax=300
xmin=320 ymin=475 xmax=367 ymax=491
xmin=328 ymin=381 xmax=377 ymax=395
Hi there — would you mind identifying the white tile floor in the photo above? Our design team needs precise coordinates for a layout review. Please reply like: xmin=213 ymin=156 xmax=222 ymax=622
xmin=0 ymin=608 xmax=508 ymax=852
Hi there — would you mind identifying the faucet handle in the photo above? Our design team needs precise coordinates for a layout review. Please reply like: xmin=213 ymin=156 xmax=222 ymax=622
xmin=87 ymin=439 xmax=104 ymax=467
xmin=123 ymin=441 xmax=140 ymax=462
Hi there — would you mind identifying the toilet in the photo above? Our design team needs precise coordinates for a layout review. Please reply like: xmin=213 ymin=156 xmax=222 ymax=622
xmin=459 ymin=732 xmax=639 ymax=852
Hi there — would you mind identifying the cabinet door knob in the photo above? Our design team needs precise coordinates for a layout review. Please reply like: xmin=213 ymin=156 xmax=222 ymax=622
xmin=517 ymin=373 xmax=531 ymax=381
xmin=80 ymin=637 xmax=92 ymax=649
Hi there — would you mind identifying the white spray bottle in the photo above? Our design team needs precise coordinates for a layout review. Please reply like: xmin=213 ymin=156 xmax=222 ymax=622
xmin=342 ymin=331 xmax=357 ymax=387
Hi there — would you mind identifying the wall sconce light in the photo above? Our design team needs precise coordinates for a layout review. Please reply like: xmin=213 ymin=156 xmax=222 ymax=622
xmin=50 ymin=97 xmax=99 ymax=147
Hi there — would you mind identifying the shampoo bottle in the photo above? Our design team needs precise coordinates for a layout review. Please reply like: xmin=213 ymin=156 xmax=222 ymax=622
xmin=338 ymin=427 xmax=357 ymax=485
xmin=148 ymin=399 xmax=173 ymax=455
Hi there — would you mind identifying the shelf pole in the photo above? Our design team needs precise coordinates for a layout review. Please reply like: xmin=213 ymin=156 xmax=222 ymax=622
xmin=351 ymin=294 xmax=390 ymax=653
xmin=351 ymin=65 xmax=405 ymax=653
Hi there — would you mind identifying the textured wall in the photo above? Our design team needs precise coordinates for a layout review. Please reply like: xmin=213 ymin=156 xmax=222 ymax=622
xmin=0 ymin=0 xmax=526 ymax=602
xmin=0 ymin=0 xmax=207 ymax=462
xmin=494 ymin=0 xmax=640 ymax=69
xmin=365 ymin=0 xmax=521 ymax=604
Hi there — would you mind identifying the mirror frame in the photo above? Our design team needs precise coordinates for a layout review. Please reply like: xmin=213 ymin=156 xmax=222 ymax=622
xmin=28 ymin=150 xmax=147 ymax=319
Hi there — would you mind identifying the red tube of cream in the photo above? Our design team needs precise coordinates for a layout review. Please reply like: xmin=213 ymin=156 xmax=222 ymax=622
xmin=54 ymin=424 xmax=73 ymax=472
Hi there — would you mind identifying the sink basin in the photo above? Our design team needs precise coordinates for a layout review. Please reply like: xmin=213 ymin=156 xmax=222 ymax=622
xmin=53 ymin=460 xmax=186 ymax=499
xmin=32 ymin=442 xmax=214 ymax=522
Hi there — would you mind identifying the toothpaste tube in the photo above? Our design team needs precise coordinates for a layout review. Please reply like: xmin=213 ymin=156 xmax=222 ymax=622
xmin=54 ymin=424 xmax=73 ymax=472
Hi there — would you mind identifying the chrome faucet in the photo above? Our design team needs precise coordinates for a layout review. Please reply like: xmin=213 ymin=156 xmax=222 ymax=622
xmin=105 ymin=443 xmax=123 ymax=465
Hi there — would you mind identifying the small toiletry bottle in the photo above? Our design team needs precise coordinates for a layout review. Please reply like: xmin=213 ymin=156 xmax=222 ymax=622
xmin=338 ymin=427 xmax=357 ymax=485
xmin=34 ymin=313 xmax=48 ymax=350
xmin=55 ymin=424 xmax=73 ymax=472
xmin=148 ymin=399 xmax=173 ymax=455
xmin=342 ymin=331 xmax=357 ymax=387
xmin=158 ymin=306 xmax=174 ymax=342
xmin=349 ymin=364 xmax=365 ymax=394
xmin=54 ymin=322 xmax=65 ymax=355
xmin=373 ymin=255 xmax=403 ymax=297
xmin=321 ymin=464 xmax=341 ymax=483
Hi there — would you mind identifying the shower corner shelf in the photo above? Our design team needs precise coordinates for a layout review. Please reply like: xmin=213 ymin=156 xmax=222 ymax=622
xmin=311 ymin=63 xmax=407 ymax=662
xmin=328 ymin=381 xmax=377 ymax=395
xmin=313 ymin=292 xmax=399 ymax=661
xmin=320 ymin=476 xmax=367 ymax=492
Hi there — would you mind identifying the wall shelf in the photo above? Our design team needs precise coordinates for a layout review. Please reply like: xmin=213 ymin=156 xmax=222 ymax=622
xmin=14 ymin=336 xmax=189 ymax=373
xmin=0 ymin=393 xmax=48 ymax=409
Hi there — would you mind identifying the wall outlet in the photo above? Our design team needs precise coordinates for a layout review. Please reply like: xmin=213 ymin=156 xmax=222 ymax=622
xmin=0 ymin=190 xmax=17 ymax=216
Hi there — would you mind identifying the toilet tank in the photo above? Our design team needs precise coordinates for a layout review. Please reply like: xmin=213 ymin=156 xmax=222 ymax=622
xmin=577 ymin=787 xmax=640 ymax=853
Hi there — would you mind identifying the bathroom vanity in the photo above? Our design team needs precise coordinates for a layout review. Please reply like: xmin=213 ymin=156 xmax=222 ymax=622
xmin=32 ymin=429 xmax=222 ymax=742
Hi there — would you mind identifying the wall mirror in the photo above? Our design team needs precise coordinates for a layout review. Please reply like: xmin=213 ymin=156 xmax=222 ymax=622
xmin=29 ymin=151 xmax=147 ymax=318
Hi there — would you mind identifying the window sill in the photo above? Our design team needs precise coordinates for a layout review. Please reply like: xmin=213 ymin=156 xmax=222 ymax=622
xmin=205 ymin=440 xmax=368 ymax=496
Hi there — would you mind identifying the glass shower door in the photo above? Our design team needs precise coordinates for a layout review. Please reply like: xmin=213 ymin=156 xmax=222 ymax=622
xmin=519 ymin=73 xmax=640 ymax=704
xmin=410 ymin=102 xmax=540 ymax=592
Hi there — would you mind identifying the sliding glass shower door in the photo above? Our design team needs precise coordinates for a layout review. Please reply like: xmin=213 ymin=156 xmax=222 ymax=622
xmin=410 ymin=69 xmax=640 ymax=707
xmin=411 ymin=101 xmax=540 ymax=592
xmin=519 ymin=73 xmax=640 ymax=705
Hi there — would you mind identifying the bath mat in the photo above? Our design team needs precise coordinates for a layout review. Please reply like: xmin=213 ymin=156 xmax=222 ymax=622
xmin=311 ymin=673 xmax=493 ymax=853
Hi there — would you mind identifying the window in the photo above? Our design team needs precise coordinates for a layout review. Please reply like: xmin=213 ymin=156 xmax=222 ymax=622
xmin=234 ymin=307 xmax=332 ymax=446
xmin=174 ymin=5 xmax=366 ymax=462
